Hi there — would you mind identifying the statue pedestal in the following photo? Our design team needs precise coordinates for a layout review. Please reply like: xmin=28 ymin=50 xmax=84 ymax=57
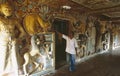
xmin=30 ymin=68 xmax=55 ymax=76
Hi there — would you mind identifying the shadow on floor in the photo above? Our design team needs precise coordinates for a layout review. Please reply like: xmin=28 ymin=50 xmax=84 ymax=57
xmin=45 ymin=48 xmax=120 ymax=76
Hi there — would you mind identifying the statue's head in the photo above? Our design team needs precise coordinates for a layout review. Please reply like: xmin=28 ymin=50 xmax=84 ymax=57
xmin=0 ymin=2 xmax=13 ymax=17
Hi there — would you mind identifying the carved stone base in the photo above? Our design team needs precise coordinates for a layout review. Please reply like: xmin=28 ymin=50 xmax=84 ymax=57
xmin=19 ymin=69 xmax=55 ymax=76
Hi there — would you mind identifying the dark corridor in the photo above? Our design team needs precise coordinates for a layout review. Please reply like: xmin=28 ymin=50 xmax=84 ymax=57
xmin=52 ymin=18 xmax=69 ymax=69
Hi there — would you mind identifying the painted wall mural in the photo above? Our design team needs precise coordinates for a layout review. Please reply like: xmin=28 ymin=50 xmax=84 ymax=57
xmin=14 ymin=0 xmax=50 ymax=20
xmin=0 ymin=1 xmax=54 ymax=76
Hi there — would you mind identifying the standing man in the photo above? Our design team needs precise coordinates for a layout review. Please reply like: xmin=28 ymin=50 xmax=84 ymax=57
xmin=56 ymin=31 xmax=78 ymax=72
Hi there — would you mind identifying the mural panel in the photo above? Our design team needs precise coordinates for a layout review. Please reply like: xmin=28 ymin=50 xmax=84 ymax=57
xmin=20 ymin=32 xmax=55 ymax=76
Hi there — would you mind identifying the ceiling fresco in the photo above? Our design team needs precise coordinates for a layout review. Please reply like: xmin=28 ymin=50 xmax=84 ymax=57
xmin=72 ymin=0 xmax=120 ymax=24
xmin=72 ymin=0 xmax=120 ymax=10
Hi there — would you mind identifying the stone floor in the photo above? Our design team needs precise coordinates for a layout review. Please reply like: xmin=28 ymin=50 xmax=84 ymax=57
xmin=45 ymin=48 xmax=120 ymax=76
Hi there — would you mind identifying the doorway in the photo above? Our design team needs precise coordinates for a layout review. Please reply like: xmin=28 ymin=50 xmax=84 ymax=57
xmin=52 ymin=18 xmax=69 ymax=69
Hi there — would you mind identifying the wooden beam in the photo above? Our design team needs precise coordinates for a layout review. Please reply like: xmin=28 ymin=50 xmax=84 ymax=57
xmin=112 ymin=21 xmax=120 ymax=24
xmin=108 ymin=17 xmax=120 ymax=21
xmin=84 ymin=5 xmax=120 ymax=15
xmin=100 ymin=17 xmax=120 ymax=21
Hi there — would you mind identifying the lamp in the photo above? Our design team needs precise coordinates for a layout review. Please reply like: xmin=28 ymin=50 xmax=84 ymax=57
xmin=62 ymin=5 xmax=71 ymax=10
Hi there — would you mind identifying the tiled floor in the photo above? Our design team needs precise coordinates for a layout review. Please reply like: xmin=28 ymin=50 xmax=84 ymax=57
xmin=45 ymin=48 xmax=120 ymax=76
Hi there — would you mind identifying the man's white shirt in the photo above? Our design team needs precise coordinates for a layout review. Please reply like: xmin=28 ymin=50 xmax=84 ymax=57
xmin=62 ymin=34 xmax=78 ymax=54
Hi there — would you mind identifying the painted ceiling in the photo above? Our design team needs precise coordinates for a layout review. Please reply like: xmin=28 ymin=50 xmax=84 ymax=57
xmin=72 ymin=0 xmax=120 ymax=10
xmin=72 ymin=0 xmax=120 ymax=24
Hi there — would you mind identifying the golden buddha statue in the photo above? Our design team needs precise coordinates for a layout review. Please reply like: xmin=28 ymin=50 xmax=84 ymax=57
xmin=0 ymin=2 xmax=26 ymax=76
